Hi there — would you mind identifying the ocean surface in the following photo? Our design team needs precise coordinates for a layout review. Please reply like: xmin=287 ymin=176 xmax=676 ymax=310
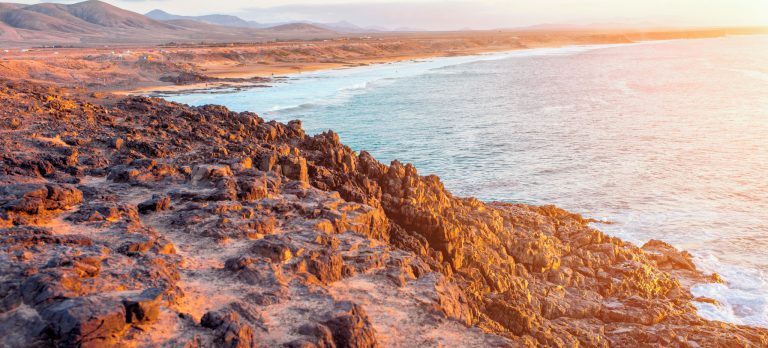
xmin=164 ymin=35 xmax=768 ymax=327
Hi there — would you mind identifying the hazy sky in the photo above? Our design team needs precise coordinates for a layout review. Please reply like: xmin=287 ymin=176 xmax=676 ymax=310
xmin=16 ymin=0 xmax=768 ymax=30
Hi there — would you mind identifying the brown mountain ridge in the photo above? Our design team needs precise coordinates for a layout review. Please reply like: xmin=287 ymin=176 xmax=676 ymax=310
xmin=0 ymin=0 xmax=338 ymax=47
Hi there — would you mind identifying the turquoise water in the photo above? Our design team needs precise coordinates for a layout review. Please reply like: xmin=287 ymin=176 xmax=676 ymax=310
xmin=164 ymin=35 xmax=768 ymax=327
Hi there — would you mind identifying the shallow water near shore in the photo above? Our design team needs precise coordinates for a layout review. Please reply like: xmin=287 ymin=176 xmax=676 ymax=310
xmin=165 ymin=35 xmax=768 ymax=327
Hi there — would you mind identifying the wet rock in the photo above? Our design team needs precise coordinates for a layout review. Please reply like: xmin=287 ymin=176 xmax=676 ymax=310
xmin=641 ymin=239 xmax=697 ymax=272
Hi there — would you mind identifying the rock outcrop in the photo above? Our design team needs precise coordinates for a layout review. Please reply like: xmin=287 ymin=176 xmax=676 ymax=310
xmin=0 ymin=79 xmax=765 ymax=347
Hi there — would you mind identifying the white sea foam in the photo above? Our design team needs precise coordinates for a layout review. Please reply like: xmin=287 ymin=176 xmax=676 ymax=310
xmin=691 ymin=254 xmax=768 ymax=327
xmin=164 ymin=42 xmax=635 ymax=117
xmin=692 ymin=283 xmax=768 ymax=327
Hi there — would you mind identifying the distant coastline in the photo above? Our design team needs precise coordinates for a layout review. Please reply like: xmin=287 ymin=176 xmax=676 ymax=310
xmin=122 ymin=28 xmax=768 ymax=95
xmin=2 ymin=27 xmax=766 ymax=95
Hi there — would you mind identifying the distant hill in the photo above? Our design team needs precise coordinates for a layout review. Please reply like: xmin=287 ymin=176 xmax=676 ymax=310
xmin=145 ymin=9 xmax=265 ymax=28
xmin=0 ymin=0 xmax=339 ymax=47
xmin=0 ymin=1 xmax=176 ymax=34
xmin=146 ymin=9 xmax=377 ymax=33
xmin=312 ymin=21 xmax=377 ymax=33
xmin=265 ymin=23 xmax=335 ymax=34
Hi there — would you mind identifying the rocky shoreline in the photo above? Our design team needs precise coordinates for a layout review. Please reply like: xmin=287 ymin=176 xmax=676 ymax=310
xmin=0 ymin=79 xmax=766 ymax=347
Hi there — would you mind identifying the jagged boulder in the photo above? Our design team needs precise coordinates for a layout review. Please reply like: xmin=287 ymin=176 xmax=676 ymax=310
xmin=68 ymin=201 xmax=140 ymax=224
xmin=641 ymin=239 xmax=697 ymax=272
xmin=138 ymin=194 xmax=171 ymax=214
xmin=306 ymin=251 xmax=345 ymax=284
xmin=201 ymin=309 xmax=256 ymax=348
xmin=0 ymin=184 xmax=83 ymax=223
xmin=123 ymin=287 xmax=164 ymax=324
xmin=294 ymin=322 xmax=335 ymax=348
xmin=322 ymin=302 xmax=378 ymax=348
xmin=39 ymin=295 xmax=128 ymax=346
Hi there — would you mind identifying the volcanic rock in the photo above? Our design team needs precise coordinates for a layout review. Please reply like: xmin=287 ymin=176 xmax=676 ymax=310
xmin=0 ymin=79 xmax=765 ymax=347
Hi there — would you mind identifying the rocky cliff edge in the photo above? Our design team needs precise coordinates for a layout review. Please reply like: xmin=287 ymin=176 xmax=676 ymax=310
xmin=0 ymin=80 xmax=765 ymax=347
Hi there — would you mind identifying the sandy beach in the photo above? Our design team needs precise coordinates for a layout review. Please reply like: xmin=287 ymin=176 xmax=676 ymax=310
xmin=2 ymin=27 xmax=764 ymax=95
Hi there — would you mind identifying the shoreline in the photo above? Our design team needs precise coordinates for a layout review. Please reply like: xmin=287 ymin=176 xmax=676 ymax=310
xmin=5 ymin=28 xmax=764 ymax=97
xmin=113 ymin=40 xmax=676 ymax=96
xmin=118 ymin=48 xmax=526 ymax=96
xmin=121 ymin=33 xmax=758 ymax=97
